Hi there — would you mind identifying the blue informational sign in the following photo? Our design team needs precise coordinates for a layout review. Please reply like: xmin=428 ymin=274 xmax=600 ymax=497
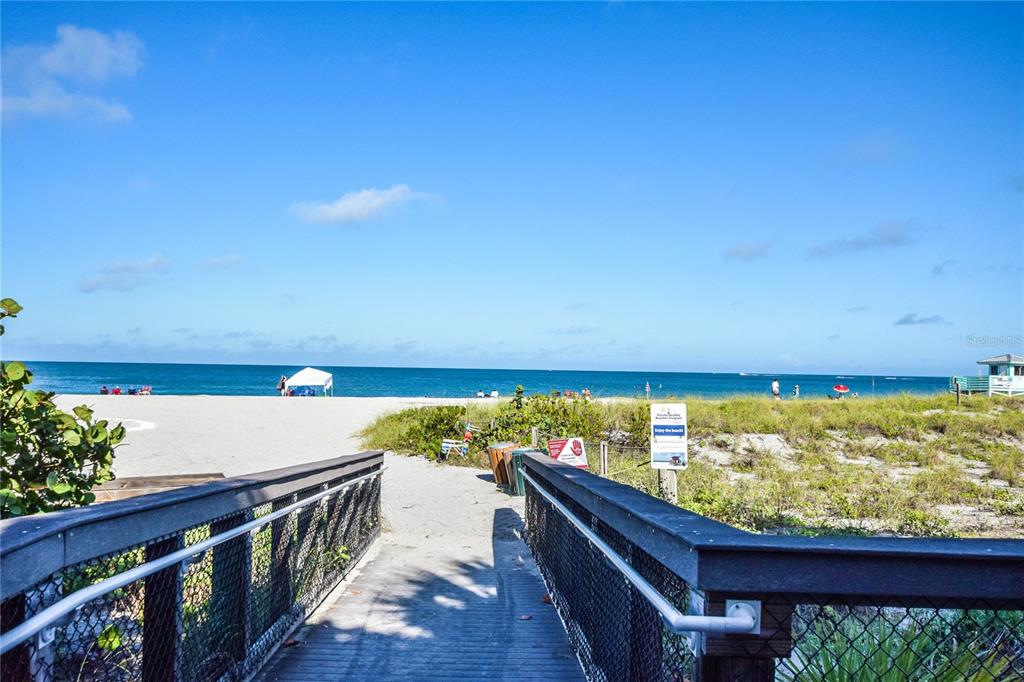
xmin=650 ymin=403 xmax=688 ymax=470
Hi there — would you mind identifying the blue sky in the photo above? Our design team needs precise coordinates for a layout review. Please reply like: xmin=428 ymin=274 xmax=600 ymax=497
xmin=2 ymin=2 xmax=1021 ymax=376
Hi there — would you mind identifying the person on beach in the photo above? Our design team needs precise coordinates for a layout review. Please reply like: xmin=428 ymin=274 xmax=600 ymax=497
xmin=771 ymin=379 xmax=780 ymax=400
xmin=100 ymin=386 xmax=109 ymax=395
xmin=276 ymin=375 xmax=287 ymax=396
xmin=792 ymin=384 xmax=800 ymax=399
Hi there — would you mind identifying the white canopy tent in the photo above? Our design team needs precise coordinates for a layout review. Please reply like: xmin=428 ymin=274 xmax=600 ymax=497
xmin=284 ymin=367 xmax=333 ymax=396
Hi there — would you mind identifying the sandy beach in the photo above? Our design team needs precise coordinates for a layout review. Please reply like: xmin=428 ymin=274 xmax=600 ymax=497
xmin=53 ymin=394 xmax=467 ymax=478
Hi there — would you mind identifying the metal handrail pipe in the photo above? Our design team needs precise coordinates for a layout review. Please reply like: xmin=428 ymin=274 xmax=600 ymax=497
xmin=522 ymin=471 xmax=758 ymax=636
xmin=0 ymin=467 xmax=384 ymax=655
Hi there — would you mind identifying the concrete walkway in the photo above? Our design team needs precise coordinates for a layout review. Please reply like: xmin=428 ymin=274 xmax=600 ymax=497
xmin=258 ymin=453 xmax=584 ymax=681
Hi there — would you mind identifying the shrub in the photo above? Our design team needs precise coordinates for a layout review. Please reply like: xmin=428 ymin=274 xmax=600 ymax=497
xmin=0 ymin=299 xmax=125 ymax=517
xmin=476 ymin=390 xmax=605 ymax=446
xmin=359 ymin=405 xmax=466 ymax=460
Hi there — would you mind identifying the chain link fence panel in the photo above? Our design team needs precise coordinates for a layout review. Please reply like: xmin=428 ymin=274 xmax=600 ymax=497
xmin=525 ymin=470 xmax=1024 ymax=682
xmin=1 ymin=469 xmax=381 ymax=682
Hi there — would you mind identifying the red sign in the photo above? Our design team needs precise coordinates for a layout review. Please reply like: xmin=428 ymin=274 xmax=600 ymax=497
xmin=547 ymin=437 xmax=589 ymax=468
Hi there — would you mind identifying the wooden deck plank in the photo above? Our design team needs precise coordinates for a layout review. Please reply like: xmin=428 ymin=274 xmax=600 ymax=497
xmin=258 ymin=454 xmax=583 ymax=682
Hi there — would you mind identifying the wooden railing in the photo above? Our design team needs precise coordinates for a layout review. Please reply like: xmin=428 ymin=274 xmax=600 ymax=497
xmin=0 ymin=452 xmax=384 ymax=682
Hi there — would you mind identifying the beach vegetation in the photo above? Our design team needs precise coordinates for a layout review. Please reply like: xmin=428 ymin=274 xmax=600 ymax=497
xmin=778 ymin=608 xmax=1018 ymax=681
xmin=0 ymin=299 xmax=125 ymax=517
xmin=361 ymin=391 xmax=1024 ymax=537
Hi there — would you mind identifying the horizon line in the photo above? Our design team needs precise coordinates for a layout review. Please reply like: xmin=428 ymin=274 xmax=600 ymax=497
xmin=17 ymin=358 xmax=947 ymax=380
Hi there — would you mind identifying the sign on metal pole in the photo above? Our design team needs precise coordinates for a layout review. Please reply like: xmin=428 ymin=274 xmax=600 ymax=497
xmin=547 ymin=437 xmax=589 ymax=468
xmin=650 ymin=403 xmax=687 ymax=469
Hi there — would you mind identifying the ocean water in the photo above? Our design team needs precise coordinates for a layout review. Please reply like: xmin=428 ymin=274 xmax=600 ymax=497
xmin=23 ymin=361 xmax=949 ymax=399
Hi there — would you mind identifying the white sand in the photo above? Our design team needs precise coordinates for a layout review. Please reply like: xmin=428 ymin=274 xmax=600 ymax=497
xmin=53 ymin=395 xmax=468 ymax=478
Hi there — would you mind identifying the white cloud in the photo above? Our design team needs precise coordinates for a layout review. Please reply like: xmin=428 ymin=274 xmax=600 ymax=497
xmin=101 ymin=253 xmax=166 ymax=274
xmin=809 ymin=221 xmax=915 ymax=258
xmin=198 ymin=254 xmax=244 ymax=270
xmin=931 ymin=259 xmax=955 ymax=277
xmin=547 ymin=325 xmax=598 ymax=336
xmin=79 ymin=252 xmax=166 ymax=292
xmin=3 ymin=83 xmax=131 ymax=122
xmin=2 ymin=24 xmax=144 ymax=123
xmin=39 ymin=25 xmax=144 ymax=81
xmin=839 ymin=132 xmax=906 ymax=164
xmin=724 ymin=242 xmax=771 ymax=261
xmin=894 ymin=313 xmax=948 ymax=326
xmin=290 ymin=184 xmax=434 ymax=224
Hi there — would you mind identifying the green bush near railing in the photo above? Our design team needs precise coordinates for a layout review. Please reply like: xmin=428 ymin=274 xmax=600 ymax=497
xmin=779 ymin=607 xmax=1024 ymax=681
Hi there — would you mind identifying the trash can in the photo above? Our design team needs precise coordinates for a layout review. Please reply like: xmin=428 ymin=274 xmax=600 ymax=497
xmin=487 ymin=442 xmax=518 ymax=485
xmin=511 ymin=448 xmax=544 ymax=496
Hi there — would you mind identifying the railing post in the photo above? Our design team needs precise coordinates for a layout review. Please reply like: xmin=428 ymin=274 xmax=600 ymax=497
xmin=209 ymin=511 xmax=251 ymax=672
xmin=599 ymin=441 xmax=608 ymax=476
xmin=693 ymin=592 xmax=791 ymax=682
xmin=26 ymin=580 xmax=59 ymax=682
xmin=142 ymin=536 xmax=183 ymax=682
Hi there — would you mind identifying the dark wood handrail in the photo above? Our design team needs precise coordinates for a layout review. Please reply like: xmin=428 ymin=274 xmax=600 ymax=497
xmin=0 ymin=451 xmax=384 ymax=600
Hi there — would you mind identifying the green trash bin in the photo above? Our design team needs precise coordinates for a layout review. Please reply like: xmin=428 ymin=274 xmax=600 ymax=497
xmin=511 ymin=448 xmax=545 ymax=496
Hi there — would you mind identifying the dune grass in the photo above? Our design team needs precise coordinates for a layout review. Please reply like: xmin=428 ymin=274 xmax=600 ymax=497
xmin=360 ymin=392 xmax=1024 ymax=537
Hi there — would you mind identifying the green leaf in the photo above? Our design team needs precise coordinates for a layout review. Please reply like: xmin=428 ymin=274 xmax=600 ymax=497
xmin=4 ymin=362 xmax=25 ymax=381
xmin=73 ymin=405 xmax=93 ymax=421
xmin=0 ymin=298 xmax=23 ymax=315
xmin=45 ymin=473 xmax=72 ymax=493
xmin=97 ymin=624 xmax=122 ymax=651
xmin=62 ymin=430 xmax=82 ymax=447
xmin=45 ymin=473 xmax=73 ymax=495
xmin=89 ymin=424 xmax=108 ymax=443
xmin=110 ymin=425 xmax=126 ymax=444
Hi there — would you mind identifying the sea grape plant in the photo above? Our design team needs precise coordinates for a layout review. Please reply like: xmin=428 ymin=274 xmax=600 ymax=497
xmin=0 ymin=298 xmax=125 ymax=518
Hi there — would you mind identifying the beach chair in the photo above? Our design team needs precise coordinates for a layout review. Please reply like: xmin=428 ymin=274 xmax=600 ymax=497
xmin=439 ymin=438 xmax=467 ymax=461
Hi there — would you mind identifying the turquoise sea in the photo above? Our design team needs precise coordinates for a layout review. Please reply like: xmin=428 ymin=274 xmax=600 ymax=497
xmin=24 ymin=361 xmax=949 ymax=399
